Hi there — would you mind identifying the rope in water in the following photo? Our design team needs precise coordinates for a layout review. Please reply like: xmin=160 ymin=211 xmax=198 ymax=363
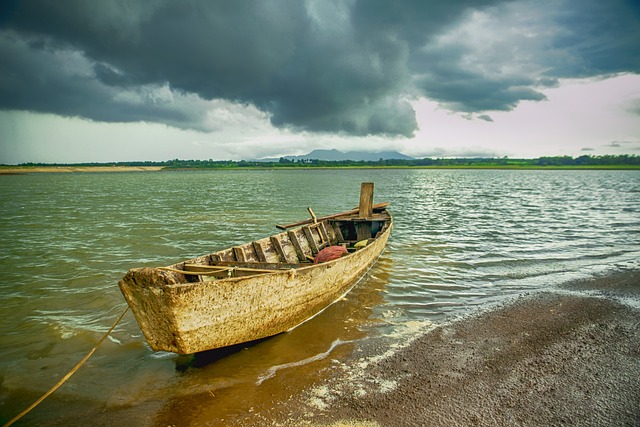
xmin=3 ymin=306 xmax=129 ymax=427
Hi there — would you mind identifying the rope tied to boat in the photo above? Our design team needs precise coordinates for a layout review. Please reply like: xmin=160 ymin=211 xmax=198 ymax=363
xmin=2 ymin=305 xmax=130 ymax=427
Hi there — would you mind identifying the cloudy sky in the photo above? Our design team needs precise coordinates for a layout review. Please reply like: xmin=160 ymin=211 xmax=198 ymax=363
xmin=1 ymin=0 xmax=639 ymax=164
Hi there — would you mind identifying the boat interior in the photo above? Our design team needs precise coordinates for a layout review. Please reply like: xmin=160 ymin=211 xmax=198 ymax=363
xmin=160 ymin=208 xmax=391 ymax=282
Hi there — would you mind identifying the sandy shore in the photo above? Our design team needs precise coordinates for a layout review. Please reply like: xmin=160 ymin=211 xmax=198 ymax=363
xmin=253 ymin=270 xmax=640 ymax=426
xmin=0 ymin=166 xmax=163 ymax=174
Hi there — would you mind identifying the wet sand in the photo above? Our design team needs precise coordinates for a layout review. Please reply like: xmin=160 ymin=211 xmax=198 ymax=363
xmin=4 ymin=272 xmax=637 ymax=426
xmin=255 ymin=270 xmax=640 ymax=426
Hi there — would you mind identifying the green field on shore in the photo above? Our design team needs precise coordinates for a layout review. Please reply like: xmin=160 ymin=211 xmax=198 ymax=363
xmin=3 ymin=154 xmax=640 ymax=172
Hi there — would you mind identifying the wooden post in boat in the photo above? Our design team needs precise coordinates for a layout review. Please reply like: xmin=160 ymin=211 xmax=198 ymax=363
xmin=358 ymin=182 xmax=374 ymax=219
xmin=307 ymin=207 xmax=318 ymax=224
xmin=357 ymin=182 xmax=374 ymax=241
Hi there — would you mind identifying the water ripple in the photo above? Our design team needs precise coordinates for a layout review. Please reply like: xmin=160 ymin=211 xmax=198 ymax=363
xmin=0 ymin=169 xmax=639 ymax=419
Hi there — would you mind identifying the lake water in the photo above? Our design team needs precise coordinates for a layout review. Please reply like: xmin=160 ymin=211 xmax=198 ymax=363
xmin=1 ymin=169 xmax=639 ymax=425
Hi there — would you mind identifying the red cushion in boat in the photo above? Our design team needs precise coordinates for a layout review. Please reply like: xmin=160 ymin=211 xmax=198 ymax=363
xmin=314 ymin=245 xmax=348 ymax=263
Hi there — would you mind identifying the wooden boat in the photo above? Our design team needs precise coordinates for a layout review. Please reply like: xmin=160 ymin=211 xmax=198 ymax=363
xmin=118 ymin=183 xmax=392 ymax=354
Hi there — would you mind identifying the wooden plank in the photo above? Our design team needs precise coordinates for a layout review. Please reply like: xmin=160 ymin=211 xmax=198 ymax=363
xmin=160 ymin=266 xmax=228 ymax=276
xmin=332 ymin=223 xmax=345 ymax=242
xmin=184 ymin=264 xmax=228 ymax=271
xmin=287 ymin=230 xmax=307 ymax=262
xmin=187 ymin=261 xmax=309 ymax=270
xmin=252 ymin=241 xmax=268 ymax=263
xmin=331 ymin=214 xmax=389 ymax=223
xmin=275 ymin=202 xmax=389 ymax=230
xmin=356 ymin=222 xmax=372 ymax=241
xmin=270 ymin=236 xmax=287 ymax=262
xmin=214 ymin=261 xmax=309 ymax=269
xmin=320 ymin=221 xmax=338 ymax=245
xmin=233 ymin=247 xmax=246 ymax=262
xmin=170 ymin=265 xmax=275 ymax=275
xmin=302 ymin=226 xmax=319 ymax=254
xmin=317 ymin=222 xmax=330 ymax=244
xmin=359 ymin=182 xmax=374 ymax=218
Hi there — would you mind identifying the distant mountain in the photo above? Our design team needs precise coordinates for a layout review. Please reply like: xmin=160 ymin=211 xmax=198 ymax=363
xmin=275 ymin=149 xmax=414 ymax=162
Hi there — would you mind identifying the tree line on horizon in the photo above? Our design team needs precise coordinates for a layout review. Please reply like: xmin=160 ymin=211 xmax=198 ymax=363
xmin=11 ymin=154 xmax=640 ymax=168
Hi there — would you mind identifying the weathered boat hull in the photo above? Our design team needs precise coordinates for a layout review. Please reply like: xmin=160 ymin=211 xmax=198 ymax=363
xmin=119 ymin=206 xmax=392 ymax=355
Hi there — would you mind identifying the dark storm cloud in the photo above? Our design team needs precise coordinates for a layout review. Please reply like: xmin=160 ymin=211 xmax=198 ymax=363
xmin=413 ymin=0 xmax=640 ymax=114
xmin=548 ymin=0 xmax=640 ymax=77
xmin=0 ymin=0 xmax=638 ymax=136
xmin=0 ymin=33 xmax=194 ymax=126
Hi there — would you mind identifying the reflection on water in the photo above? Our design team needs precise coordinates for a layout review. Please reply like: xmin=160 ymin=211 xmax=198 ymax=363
xmin=0 ymin=169 xmax=639 ymax=425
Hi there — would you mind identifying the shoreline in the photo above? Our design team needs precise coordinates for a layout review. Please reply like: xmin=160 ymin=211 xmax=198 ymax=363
xmin=250 ymin=270 xmax=640 ymax=426
xmin=1 ymin=165 xmax=639 ymax=174
xmin=0 ymin=166 xmax=164 ymax=174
